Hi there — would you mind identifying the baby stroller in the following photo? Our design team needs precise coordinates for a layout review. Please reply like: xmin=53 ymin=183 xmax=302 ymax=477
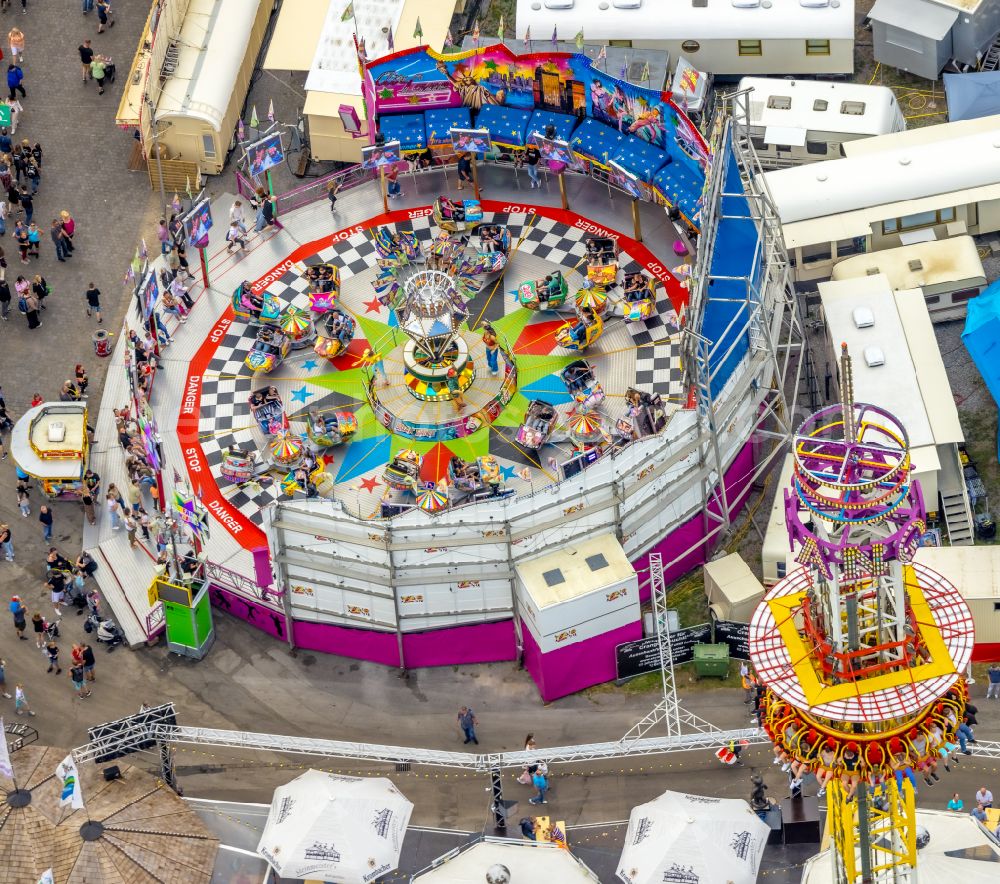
xmin=85 ymin=613 xmax=124 ymax=651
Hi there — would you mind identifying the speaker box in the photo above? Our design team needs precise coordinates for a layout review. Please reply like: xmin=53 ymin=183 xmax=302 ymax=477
xmin=102 ymin=765 xmax=122 ymax=782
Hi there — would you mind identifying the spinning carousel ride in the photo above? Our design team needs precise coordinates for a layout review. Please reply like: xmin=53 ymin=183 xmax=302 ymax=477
xmin=749 ymin=346 xmax=975 ymax=884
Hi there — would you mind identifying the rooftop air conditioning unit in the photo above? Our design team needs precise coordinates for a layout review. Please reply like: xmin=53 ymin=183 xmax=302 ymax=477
xmin=853 ymin=306 xmax=875 ymax=328
xmin=47 ymin=421 xmax=66 ymax=442
xmin=864 ymin=346 xmax=885 ymax=367
xmin=543 ymin=0 xmax=575 ymax=8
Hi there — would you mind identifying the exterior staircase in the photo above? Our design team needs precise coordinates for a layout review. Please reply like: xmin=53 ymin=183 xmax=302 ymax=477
xmin=980 ymin=34 xmax=1000 ymax=72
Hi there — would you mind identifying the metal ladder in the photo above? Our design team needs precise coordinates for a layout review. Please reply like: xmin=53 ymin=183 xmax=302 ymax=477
xmin=981 ymin=34 xmax=1000 ymax=71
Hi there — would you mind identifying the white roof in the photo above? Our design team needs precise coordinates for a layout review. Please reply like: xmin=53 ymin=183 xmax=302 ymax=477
xmin=915 ymin=545 xmax=1000 ymax=600
xmin=738 ymin=77 xmax=903 ymax=136
xmin=819 ymin=275 xmax=935 ymax=449
xmin=263 ymin=0 xmax=327 ymax=71
xmin=869 ymin=0 xmax=959 ymax=39
xmin=155 ymin=0 xmax=265 ymax=131
xmin=414 ymin=838 xmax=598 ymax=881
xmin=832 ymin=236 xmax=985 ymax=288
xmin=762 ymin=127 xmax=1000 ymax=224
xmin=10 ymin=403 xmax=88 ymax=479
xmin=515 ymin=0 xmax=855 ymax=41
xmin=803 ymin=809 xmax=1000 ymax=884
xmin=516 ymin=533 xmax=635 ymax=607
xmin=305 ymin=0 xmax=404 ymax=95
xmin=844 ymin=113 xmax=1000 ymax=156
xmin=892 ymin=287 xmax=964 ymax=446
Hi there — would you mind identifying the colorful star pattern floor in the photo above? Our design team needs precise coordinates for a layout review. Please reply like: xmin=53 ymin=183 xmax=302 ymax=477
xmin=195 ymin=209 xmax=684 ymax=522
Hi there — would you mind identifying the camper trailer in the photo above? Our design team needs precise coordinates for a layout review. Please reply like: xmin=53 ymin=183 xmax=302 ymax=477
xmin=831 ymin=236 xmax=986 ymax=323
xmin=738 ymin=78 xmax=905 ymax=168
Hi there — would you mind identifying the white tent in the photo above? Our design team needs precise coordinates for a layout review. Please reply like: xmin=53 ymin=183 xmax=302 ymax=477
xmin=617 ymin=791 xmax=769 ymax=884
xmin=256 ymin=770 xmax=413 ymax=882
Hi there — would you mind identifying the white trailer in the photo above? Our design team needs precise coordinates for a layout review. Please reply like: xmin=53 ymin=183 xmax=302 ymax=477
xmin=762 ymin=452 xmax=797 ymax=586
xmin=831 ymin=235 xmax=986 ymax=323
xmin=738 ymin=77 xmax=905 ymax=168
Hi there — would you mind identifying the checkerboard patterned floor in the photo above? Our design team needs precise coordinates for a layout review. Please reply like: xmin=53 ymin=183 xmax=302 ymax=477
xmin=196 ymin=211 xmax=683 ymax=524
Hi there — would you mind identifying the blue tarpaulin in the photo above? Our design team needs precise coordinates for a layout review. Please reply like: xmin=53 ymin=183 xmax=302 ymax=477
xmin=944 ymin=72 xmax=1000 ymax=121
xmin=962 ymin=279 xmax=1000 ymax=457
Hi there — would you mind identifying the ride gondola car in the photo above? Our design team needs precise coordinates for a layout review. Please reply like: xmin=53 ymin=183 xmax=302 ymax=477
xmin=382 ymin=449 xmax=423 ymax=491
xmin=247 ymin=387 xmax=284 ymax=434
xmin=313 ymin=308 xmax=356 ymax=359
xmin=561 ymin=360 xmax=606 ymax=411
xmin=305 ymin=408 xmax=359 ymax=448
xmin=245 ymin=326 xmax=291 ymax=373
xmin=555 ymin=306 xmax=604 ymax=351
xmin=372 ymin=226 xmax=421 ymax=263
xmin=622 ymin=271 xmax=657 ymax=322
xmin=220 ymin=445 xmax=258 ymax=484
xmin=232 ymin=280 xmax=282 ymax=325
xmin=433 ymin=196 xmax=483 ymax=233
xmin=475 ymin=224 xmax=511 ymax=274
xmin=305 ymin=263 xmax=341 ymax=313
xmin=585 ymin=236 xmax=620 ymax=290
xmin=516 ymin=400 xmax=559 ymax=450
xmin=517 ymin=270 xmax=569 ymax=310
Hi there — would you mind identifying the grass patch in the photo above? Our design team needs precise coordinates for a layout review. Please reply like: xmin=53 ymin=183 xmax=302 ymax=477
xmin=665 ymin=571 xmax=710 ymax=628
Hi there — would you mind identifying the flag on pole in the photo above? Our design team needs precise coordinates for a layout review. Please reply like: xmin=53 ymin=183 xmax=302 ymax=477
xmin=621 ymin=56 xmax=628 ymax=80
xmin=237 ymin=117 xmax=245 ymax=143
xmin=445 ymin=28 xmax=454 ymax=47
xmin=139 ymin=238 xmax=148 ymax=260
xmin=413 ymin=16 xmax=423 ymax=40
xmin=597 ymin=44 xmax=607 ymax=61
xmin=551 ymin=25 xmax=558 ymax=48
xmin=471 ymin=20 xmax=479 ymax=44
xmin=386 ymin=25 xmax=394 ymax=51
xmin=498 ymin=16 xmax=504 ymax=40
xmin=56 ymin=754 xmax=84 ymax=810
xmin=340 ymin=1 xmax=354 ymax=22
xmin=250 ymin=105 xmax=259 ymax=128
xmin=575 ymin=28 xmax=584 ymax=51
xmin=123 ymin=264 xmax=135 ymax=286
xmin=267 ymin=98 xmax=275 ymax=123
xmin=37 ymin=871 xmax=54 ymax=884
xmin=524 ymin=26 xmax=531 ymax=50
xmin=0 ymin=720 xmax=12 ymax=779
xmin=171 ymin=192 xmax=182 ymax=213
xmin=640 ymin=59 xmax=650 ymax=81
xmin=184 ymin=174 xmax=192 ymax=198
xmin=130 ymin=248 xmax=141 ymax=275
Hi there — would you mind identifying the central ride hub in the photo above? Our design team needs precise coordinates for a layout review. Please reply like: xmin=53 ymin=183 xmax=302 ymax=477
xmin=396 ymin=269 xmax=475 ymax=401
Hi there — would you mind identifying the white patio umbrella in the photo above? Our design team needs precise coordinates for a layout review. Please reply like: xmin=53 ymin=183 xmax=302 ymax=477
xmin=256 ymin=770 xmax=413 ymax=882
xmin=617 ymin=790 xmax=770 ymax=884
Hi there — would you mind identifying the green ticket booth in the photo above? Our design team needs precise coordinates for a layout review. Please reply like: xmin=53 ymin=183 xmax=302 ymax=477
xmin=154 ymin=577 xmax=215 ymax=660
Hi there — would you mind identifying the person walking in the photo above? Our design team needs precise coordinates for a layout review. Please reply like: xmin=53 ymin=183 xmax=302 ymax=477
xmin=60 ymin=210 xmax=76 ymax=248
xmin=326 ymin=180 xmax=340 ymax=213
xmin=976 ymin=786 xmax=994 ymax=809
xmin=456 ymin=153 xmax=473 ymax=191
xmin=30 ymin=611 xmax=44 ymax=647
xmin=6 ymin=64 xmax=25 ymax=101
xmin=228 ymin=199 xmax=246 ymax=230
xmin=78 ymin=39 xmax=94 ymax=82
xmin=16 ymin=481 xmax=29 ymax=517
xmin=124 ymin=512 xmax=139 ymax=549
xmin=7 ymin=28 xmax=24 ymax=65
xmin=85 ymin=282 xmax=102 ymax=323
xmin=0 ymin=657 xmax=11 ymax=698
xmin=0 ymin=522 xmax=12 ymax=561
xmin=81 ymin=642 xmax=95 ymax=682
xmin=523 ymin=143 xmax=541 ymax=188
xmin=96 ymin=0 xmax=114 ymax=32
xmin=90 ymin=54 xmax=107 ymax=94
xmin=457 ymin=706 xmax=479 ymax=745
xmin=17 ymin=186 xmax=31 ymax=224
xmin=70 ymin=662 xmax=90 ymax=699
xmin=9 ymin=594 xmax=26 ymax=638
xmin=106 ymin=491 xmax=122 ymax=530
xmin=528 ymin=768 xmax=549 ymax=805
xmin=987 ymin=663 xmax=1000 ymax=699
xmin=0 ymin=278 xmax=10 ymax=321
xmin=45 ymin=641 xmax=61 ymax=674
xmin=14 ymin=683 xmax=34 ymax=716
xmin=385 ymin=163 xmax=401 ymax=199
xmin=38 ymin=503 xmax=52 ymax=542
xmin=75 ymin=364 xmax=88 ymax=396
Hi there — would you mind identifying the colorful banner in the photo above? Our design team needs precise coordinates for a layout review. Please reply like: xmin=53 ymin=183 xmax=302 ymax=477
xmin=366 ymin=45 xmax=708 ymax=163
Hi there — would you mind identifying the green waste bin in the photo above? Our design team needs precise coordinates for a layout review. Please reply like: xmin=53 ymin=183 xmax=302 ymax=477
xmin=693 ymin=643 xmax=730 ymax=678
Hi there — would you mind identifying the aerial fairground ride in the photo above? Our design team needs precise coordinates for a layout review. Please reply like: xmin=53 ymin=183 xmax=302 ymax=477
xmin=749 ymin=344 xmax=975 ymax=884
